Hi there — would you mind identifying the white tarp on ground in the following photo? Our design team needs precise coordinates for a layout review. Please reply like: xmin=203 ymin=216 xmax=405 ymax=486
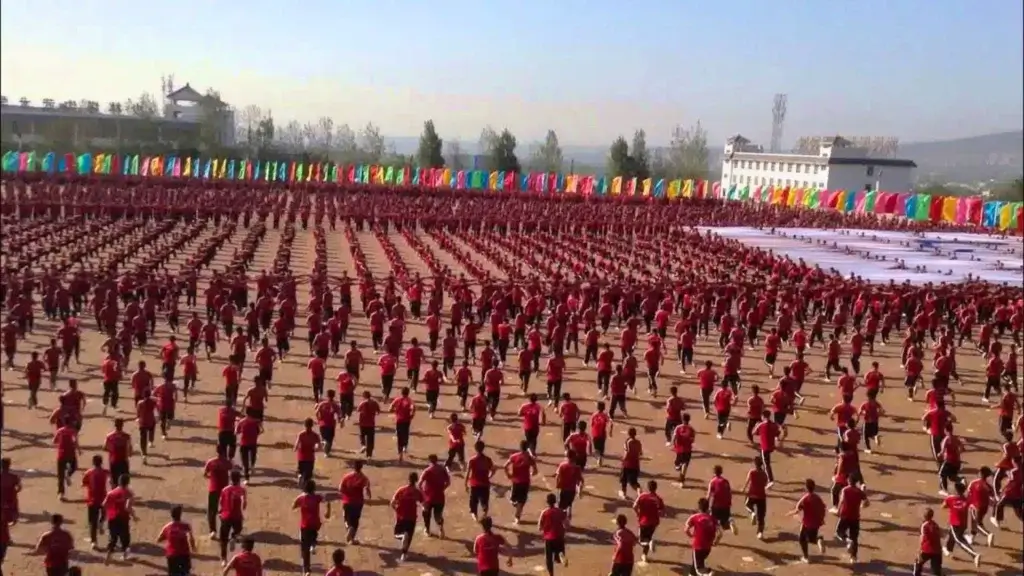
xmin=699 ymin=227 xmax=1024 ymax=286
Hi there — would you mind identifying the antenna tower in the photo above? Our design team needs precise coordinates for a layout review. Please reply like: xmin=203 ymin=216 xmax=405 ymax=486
xmin=770 ymin=94 xmax=788 ymax=153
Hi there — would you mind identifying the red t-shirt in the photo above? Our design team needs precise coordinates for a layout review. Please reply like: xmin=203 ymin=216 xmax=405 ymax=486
xmin=226 ymin=551 xmax=263 ymax=576
xmin=539 ymin=506 xmax=567 ymax=540
xmin=219 ymin=485 xmax=247 ymax=520
xmin=686 ymin=512 xmax=717 ymax=551
xmin=634 ymin=492 xmax=664 ymax=527
xmin=944 ymin=495 xmax=969 ymax=527
xmin=467 ymin=455 xmax=495 ymax=488
xmin=797 ymin=493 xmax=826 ymax=528
xmin=357 ymin=399 xmax=380 ymax=428
xmin=82 ymin=467 xmax=109 ymax=506
xmin=746 ymin=468 xmax=768 ymax=499
xmin=39 ymin=528 xmax=74 ymax=568
xmin=204 ymin=457 xmax=231 ymax=493
xmin=158 ymin=521 xmax=192 ymax=557
xmin=612 ymin=527 xmax=637 ymax=564
xmin=392 ymin=485 xmax=423 ymax=521
xmin=390 ymin=397 xmax=415 ymax=423
xmin=519 ymin=402 xmax=542 ymax=431
xmin=919 ymin=520 xmax=941 ymax=554
xmin=474 ymin=532 xmax=507 ymax=572
xmin=104 ymin=486 xmax=132 ymax=521
xmin=838 ymin=485 xmax=865 ymax=520
xmin=419 ymin=464 xmax=450 ymax=504
xmin=708 ymin=476 xmax=732 ymax=509
xmin=339 ymin=472 xmax=369 ymax=505
xmin=506 ymin=452 xmax=535 ymax=484
xmin=295 ymin=430 xmax=320 ymax=462
xmin=294 ymin=492 xmax=323 ymax=530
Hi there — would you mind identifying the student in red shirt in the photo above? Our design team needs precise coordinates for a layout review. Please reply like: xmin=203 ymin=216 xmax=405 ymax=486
xmin=619 ymin=428 xmax=643 ymax=499
xmin=504 ymin=441 xmax=538 ymax=524
xmin=465 ymin=441 xmax=496 ymax=521
xmin=294 ymin=419 xmax=322 ymax=487
xmin=418 ymin=454 xmax=451 ymax=538
xmin=474 ymin=516 xmax=511 ymax=576
xmin=390 ymin=387 xmax=416 ymax=461
xmin=102 ymin=473 xmax=137 ymax=563
xmin=633 ymin=480 xmax=664 ymax=563
xmin=707 ymin=465 xmax=737 ymax=537
xmin=315 ymin=390 xmax=341 ymax=456
xmin=339 ymin=459 xmax=371 ymax=544
xmin=938 ymin=424 xmax=964 ymax=495
xmin=912 ymin=508 xmax=943 ymax=576
xmin=790 ymin=478 xmax=827 ymax=564
xmin=835 ymin=473 xmax=869 ymax=563
xmin=34 ymin=513 xmax=75 ymax=576
xmin=518 ymin=394 xmax=546 ymax=456
xmin=294 ymin=479 xmax=330 ymax=575
xmin=538 ymin=492 xmax=568 ymax=574
xmin=307 ymin=354 xmax=327 ymax=403
xmin=940 ymin=480 xmax=981 ymax=565
xmin=752 ymin=410 xmax=783 ymax=485
xmin=356 ymin=391 xmax=380 ymax=459
xmin=24 ymin=350 xmax=45 ymax=408
xmin=224 ymin=537 xmax=262 ymax=576
xmin=590 ymin=402 xmax=612 ymax=466
xmin=685 ymin=497 xmax=720 ymax=576
xmin=157 ymin=504 xmax=196 ymax=576
xmin=81 ymin=454 xmax=109 ymax=548
xmin=609 ymin=513 xmax=637 ymax=576
xmin=135 ymin=389 xmax=158 ymax=464
xmin=218 ymin=470 xmax=248 ymax=563
xmin=712 ymin=380 xmax=735 ymax=439
xmin=391 ymin=472 xmax=424 ymax=562
xmin=742 ymin=455 xmax=770 ymax=539
xmin=444 ymin=413 xmax=468 ymax=471
xmin=53 ymin=421 xmax=80 ymax=501
xmin=378 ymin=351 xmax=398 ymax=400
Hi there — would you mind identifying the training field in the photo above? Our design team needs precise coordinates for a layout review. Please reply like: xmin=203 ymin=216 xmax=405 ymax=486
xmin=2 ymin=220 xmax=1022 ymax=576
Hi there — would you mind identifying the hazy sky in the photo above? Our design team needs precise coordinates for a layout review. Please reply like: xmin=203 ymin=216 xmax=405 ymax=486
xmin=2 ymin=0 xmax=1022 ymax=147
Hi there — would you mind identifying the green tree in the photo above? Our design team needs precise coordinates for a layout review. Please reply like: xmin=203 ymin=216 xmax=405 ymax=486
xmin=631 ymin=129 xmax=650 ymax=180
xmin=989 ymin=177 xmax=1023 ymax=202
xmin=417 ymin=120 xmax=445 ymax=168
xmin=530 ymin=129 xmax=564 ymax=173
xmin=665 ymin=121 xmax=709 ymax=180
xmin=607 ymin=136 xmax=632 ymax=178
xmin=484 ymin=128 xmax=520 ymax=173
xmin=445 ymin=140 xmax=465 ymax=171
xmin=359 ymin=122 xmax=386 ymax=164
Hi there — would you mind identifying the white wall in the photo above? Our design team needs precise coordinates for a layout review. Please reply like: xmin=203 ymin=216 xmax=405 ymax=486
xmin=825 ymin=164 xmax=913 ymax=193
xmin=721 ymin=156 xmax=830 ymax=190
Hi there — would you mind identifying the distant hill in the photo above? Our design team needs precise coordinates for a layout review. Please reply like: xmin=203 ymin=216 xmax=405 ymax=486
xmin=384 ymin=130 xmax=1023 ymax=182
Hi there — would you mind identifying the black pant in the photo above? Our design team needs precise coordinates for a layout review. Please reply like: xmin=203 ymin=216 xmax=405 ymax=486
xmin=761 ymin=450 xmax=775 ymax=483
xmin=240 ymin=446 xmax=257 ymax=479
xmin=798 ymin=526 xmax=822 ymax=558
xmin=107 ymin=516 xmax=131 ymax=552
xmin=102 ymin=380 xmax=120 ymax=407
xmin=745 ymin=497 xmax=766 ymax=534
xmin=299 ymin=527 xmax=319 ymax=572
xmin=219 ymin=518 xmax=243 ymax=559
xmin=87 ymin=504 xmax=102 ymax=542
xmin=56 ymin=457 xmax=77 ymax=495
xmin=218 ymin=431 xmax=237 ymax=460
xmin=360 ymin=426 xmax=376 ymax=457
xmin=835 ymin=518 xmax=860 ymax=558
xmin=469 ymin=486 xmax=490 ymax=516
xmin=690 ymin=549 xmax=711 ymax=576
xmin=207 ymin=490 xmax=222 ymax=533
xmin=943 ymin=525 xmax=976 ymax=557
xmin=167 ymin=555 xmax=192 ymax=576
xmin=912 ymin=552 xmax=942 ymax=576
xmin=396 ymin=421 xmax=411 ymax=453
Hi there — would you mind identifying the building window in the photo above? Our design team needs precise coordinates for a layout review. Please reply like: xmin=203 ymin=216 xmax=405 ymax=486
xmin=770 ymin=162 xmax=776 ymax=171
xmin=786 ymin=163 xmax=793 ymax=172
xmin=813 ymin=166 xmax=819 ymax=174
xmin=795 ymin=164 xmax=802 ymax=173
xmin=802 ymin=180 xmax=808 ymax=187
xmin=866 ymin=166 xmax=875 ymax=176
xmin=769 ymin=178 xmax=775 ymax=185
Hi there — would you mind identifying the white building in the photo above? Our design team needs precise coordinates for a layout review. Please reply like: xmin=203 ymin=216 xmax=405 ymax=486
xmin=164 ymin=83 xmax=236 ymax=146
xmin=720 ymin=135 xmax=916 ymax=192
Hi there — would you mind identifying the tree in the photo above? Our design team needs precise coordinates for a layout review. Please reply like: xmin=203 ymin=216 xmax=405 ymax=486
xmin=607 ymin=136 xmax=632 ymax=178
xmin=988 ymin=178 xmax=1023 ymax=202
xmin=417 ymin=120 xmax=445 ymax=168
xmin=107 ymin=101 xmax=123 ymax=115
xmin=238 ymin=105 xmax=264 ymax=148
xmin=125 ymin=92 xmax=159 ymax=118
xmin=485 ymin=129 xmax=520 ymax=173
xmin=530 ymin=129 xmax=563 ymax=173
xmin=665 ymin=121 xmax=710 ymax=180
xmin=41 ymin=98 xmax=55 ymax=109
xmin=631 ymin=129 xmax=650 ymax=180
xmin=359 ymin=122 xmax=386 ymax=164
xmin=19 ymin=97 xmax=30 ymax=107
xmin=0 ymin=96 xmax=7 ymax=106
xmin=255 ymin=114 xmax=275 ymax=150
xmin=333 ymin=124 xmax=359 ymax=162
xmin=445 ymin=140 xmax=465 ymax=171
xmin=279 ymin=120 xmax=304 ymax=151
xmin=316 ymin=116 xmax=334 ymax=152
xmin=196 ymin=89 xmax=230 ymax=152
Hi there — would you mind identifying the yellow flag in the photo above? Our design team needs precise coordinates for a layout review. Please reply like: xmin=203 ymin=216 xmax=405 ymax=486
xmin=667 ymin=179 xmax=681 ymax=198
xmin=183 ymin=157 xmax=192 ymax=177
xmin=611 ymin=176 xmax=623 ymax=195
xmin=682 ymin=179 xmax=694 ymax=198
xmin=641 ymin=178 xmax=652 ymax=196
xmin=488 ymin=171 xmax=499 ymax=190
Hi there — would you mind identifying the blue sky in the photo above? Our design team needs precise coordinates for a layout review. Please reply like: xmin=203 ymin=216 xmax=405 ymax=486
xmin=2 ymin=0 xmax=1021 ymax=147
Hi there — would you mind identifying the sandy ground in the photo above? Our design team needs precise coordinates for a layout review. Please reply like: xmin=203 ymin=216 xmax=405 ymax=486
xmin=2 ymin=220 xmax=1022 ymax=576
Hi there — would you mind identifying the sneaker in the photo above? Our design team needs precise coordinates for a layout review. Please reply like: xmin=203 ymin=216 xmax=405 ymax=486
xmin=986 ymin=533 xmax=994 ymax=547
xmin=817 ymin=538 xmax=826 ymax=554
xmin=938 ymin=490 xmax=949 ymax=497
xmin=964 ymin=534 xmax=974 ymax=545
xmin=973 ymin=554 xmax=981 ymax=567
xmin=730 ymin=523 xmax=738 ymax=535
xmin=988 ymin=517 xmax=1000 ymax=529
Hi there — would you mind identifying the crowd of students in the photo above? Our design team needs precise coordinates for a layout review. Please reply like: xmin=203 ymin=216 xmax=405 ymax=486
xmin=0 ymin=179 xmax=1022 ymax=576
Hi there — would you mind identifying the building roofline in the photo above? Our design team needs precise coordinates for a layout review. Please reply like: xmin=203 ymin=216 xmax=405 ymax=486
xmin=827 ymin=157 xmax=917 ymax=168
xmin=723 ymin=150 xmax=916 ymax=168
xmin=1 ymin=105 xmax=200 ymax=124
